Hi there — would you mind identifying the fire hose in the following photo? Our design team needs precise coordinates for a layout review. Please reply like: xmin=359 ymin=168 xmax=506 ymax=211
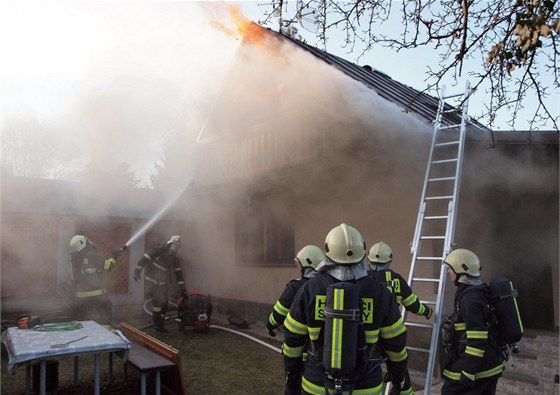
xmin=141 ymin=299 xmax=281 ymax=354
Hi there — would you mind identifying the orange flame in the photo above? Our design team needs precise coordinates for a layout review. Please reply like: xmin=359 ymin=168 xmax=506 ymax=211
xmin=206 ymin=2 xmax=268 ymax=47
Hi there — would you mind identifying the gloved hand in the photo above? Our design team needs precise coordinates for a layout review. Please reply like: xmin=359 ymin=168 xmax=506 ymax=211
xmin=387 ymin=375 xmax=405 ymax=395
xmin=459 ymin=371 xmax=476 ymax=390
xmin=284 ymin=370 xmax=301 ymax=395
xmin=181 ymin=290 xmax=188 ymax=297
xmin=111 ymin=250 xmax=122 ymax=260
xmin=423 ymin=305 xmax=433 ymax=319
xmin=133 ymin=272 xmax=141 ymax=282
xmin=266 ymin=322 xmax=277 ymax=337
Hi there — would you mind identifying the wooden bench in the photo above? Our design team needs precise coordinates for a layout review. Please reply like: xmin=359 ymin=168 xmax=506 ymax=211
xmin=119 ymin=322 xmax=186 ymax=395
xmin=125 ymin=341 xmax=176 ymax=395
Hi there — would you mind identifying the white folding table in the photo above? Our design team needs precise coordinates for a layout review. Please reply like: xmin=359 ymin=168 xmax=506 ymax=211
xmin=1 ymin=320 xmax=130 ymax=395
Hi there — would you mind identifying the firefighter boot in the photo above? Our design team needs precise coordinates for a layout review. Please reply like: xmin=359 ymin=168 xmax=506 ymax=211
xmin=153 ymin=313 xmax=168 ymax=333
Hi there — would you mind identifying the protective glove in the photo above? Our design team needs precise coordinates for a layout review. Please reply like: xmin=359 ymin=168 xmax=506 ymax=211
xmin=284 ymin=370 xmax=302 ymax=395
xmin=387 ymin=375 xmax=405 ymax=395
xmin=266 ymin=322 xmax=277 ymax=337
xmin=111 ymin=250 xmax=122 ymax=260
xmin=423 ymin=305 xmax=433 ymax=319
xmin=133 ymin=271 xmax=141 ymax=282
xmin=459 ymin=371 xmax=476 ymax=390
xmin=181 ymin=290 xmax=188 ymax=297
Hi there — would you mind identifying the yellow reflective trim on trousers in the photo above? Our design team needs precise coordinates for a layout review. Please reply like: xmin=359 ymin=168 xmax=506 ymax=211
xmin=174 ymin=267 xmax=182 ymax=272
xmin=284 ymin=313 xmax=308 ymax=336
xmin=77 ymin=289 xmax=106 ymax=297
xmin=365 ymin=329 xmax=379 ymax=344
xmin=331 ymin=287 xmax=344 ymax=370
xmin=443 ymin=362 xmax=505 ymax=381
xmin=380 ymin=317 xmax=406 ymax=339
xmin=274 ymin=301 xmax=289 ymax=316
xmin=401 ymin=293 xmax=418 ymax=307
xmin=144 ymin=253 xmax=152 ymax=260
xmin=465 ymin=346 xmax=485 ymax=358
xmin=153 ymin=262 xmax=168 ymax=272
xmin=282 ymin=343 xmax=305 ymax=358
xmin=384 ymin=347 xmax=408 ymax=362
xmin=467 ymin=330 xmax=488 ymax=339
xmin=302 ymin=376 xmax=382 ymax=395
xmin=83 ymin=268 xmax=100 ymax=274
xmin=454 ymin=322 xmax=466 ymax=330
xmin=400 ymin=386 xmax=413 ymax=395
xmin=153 ymin=306 xmax=163 ymax=313
xmin=145 ymin=276 xmax=167 ymax=285
xmin=309 ymin=326 xmax=321 ymax=341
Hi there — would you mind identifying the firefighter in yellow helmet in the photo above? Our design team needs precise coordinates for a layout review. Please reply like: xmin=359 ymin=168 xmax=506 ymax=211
xmin=266 ymin=245 xmax=325 ymax=337
xmin=67 ymin=235 xmax=121 ymax=329
xmin=441 ymin=248 xmax=504 ymax=394
xmin=134 ymin=235 xmax=186 ymax=333
xmin=282 ymin=224 xmax=412 ymax=395
xmin=368 ymin=241 xmax=433 ymax=319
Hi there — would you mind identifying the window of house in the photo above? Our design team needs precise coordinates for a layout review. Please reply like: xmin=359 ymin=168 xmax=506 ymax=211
xmin=235 ymin=211 xmax=294 ymax=266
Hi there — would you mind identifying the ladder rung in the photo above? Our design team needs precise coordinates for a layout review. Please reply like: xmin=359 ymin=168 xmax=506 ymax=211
xmin=428 ymin=176 xmax=456 ymax=182
xmin=405 ymin=322 xmax=433 ymax=329
xmin=439 ymin=124 xmax=461 ymax=130
xmin=435 ymin=141 xmax=460 ymax=147
xmin=417 ymin=256 xmax=444 ymax=261
xmin=412 ymin=277 xmax=441 ymax=283
xmin=407 ymin=346 xmax=431 ymax=353
xmin=432 ymin=158 xmax=458 ymax=165
xmin=425 ymin=215 xmax=448 ymax=220
xmin=425 ymin=195 xmax=453 ymax=200
xmin=443 ymin=108 xmax=460 ymax=114
xmin=420 ymin=236 xmax=446 ymax=240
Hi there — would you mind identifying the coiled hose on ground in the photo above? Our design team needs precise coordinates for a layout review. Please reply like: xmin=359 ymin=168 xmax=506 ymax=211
xmin=141 ymin=299 xmax=281 ymax=354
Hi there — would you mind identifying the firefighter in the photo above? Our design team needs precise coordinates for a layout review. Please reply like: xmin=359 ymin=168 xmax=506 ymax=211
xmin=367 ymin=241 xmax=433 ymax=319
xmin=282 ymin=224 xmax=413 ymax=395
xmin=68 ymin=235 xmax=120 ymax=329
xmin=134 ymin=235 xmax=186 ymax=333
xmin=266 ymin=245 xmax=325 ymax=337
xmin=441 ymin=248 xmax=505 ymax=394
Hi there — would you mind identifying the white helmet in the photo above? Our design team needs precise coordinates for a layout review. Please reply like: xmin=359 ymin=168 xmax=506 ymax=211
xmin=368 ymin=241 xmax=393 ymax=264
xmin=167 ymin=235 xmax=182 ymax=247
xmin=444 ymin=248 xmax=480 ymax=277
xmin=324 ymin=223 xmax=366 ymax=265
xmin=295 ymin=245 xmax=325 ymax=270
xmin=69 ymin=235 xmax=89 ymax=253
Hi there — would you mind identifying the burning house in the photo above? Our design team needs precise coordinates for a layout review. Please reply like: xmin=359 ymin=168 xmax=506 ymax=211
xmin=1 ymin=17 xmax=558 ymax=388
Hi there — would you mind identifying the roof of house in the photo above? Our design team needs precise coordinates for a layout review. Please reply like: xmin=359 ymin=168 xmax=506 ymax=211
xmin=266 ymin=26 xmax=488 ymax=131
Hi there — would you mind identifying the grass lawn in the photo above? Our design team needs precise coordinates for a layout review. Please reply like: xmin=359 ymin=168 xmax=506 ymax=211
xmin=1 ymin=323 xmax=285 ymax=394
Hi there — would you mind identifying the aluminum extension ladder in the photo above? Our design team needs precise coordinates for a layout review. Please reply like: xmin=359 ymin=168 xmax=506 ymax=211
xmin=403 ymin=82 xmax=471 ymax=394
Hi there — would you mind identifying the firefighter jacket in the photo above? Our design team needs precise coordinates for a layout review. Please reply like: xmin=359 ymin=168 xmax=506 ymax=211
xmin=135 ymin=244 xmax=186 ymax=292
xmin=283 ymin=271 xmax=410 ymax=395
xmin=369 ymin=268 xmax=430 ymax=317
xmin=68 ymin=247 xmax=115 ymax=298
xmin=442 ymin=283 xmax=505 ymax=383
xmin=267 ymin=277 xmax=309 ymax=331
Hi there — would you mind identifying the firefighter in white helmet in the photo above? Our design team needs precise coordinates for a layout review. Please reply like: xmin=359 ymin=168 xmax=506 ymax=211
xmin=134 ymin=235 xmax=186 ymax=333
xmin=282 ymin=224 xmax=412 ymax=395
xmin=441 ymin=248 xmax=504 ymax=394
xmin=68 ymin=235 xmax=121 ymax=328
xmin=266 ymin=245 xmax=325 ymax=337
xmin=368 ymin=241 xmax=433 ymax=319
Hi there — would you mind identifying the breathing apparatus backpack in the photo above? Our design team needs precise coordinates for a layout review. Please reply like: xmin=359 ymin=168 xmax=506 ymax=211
xmin=322 ymin=281 xmax=369 ymax=394
xmin=441 ymin=277 xmax=523 ymax=362
xmin=177 ymin=290 xmax=213 ymax=332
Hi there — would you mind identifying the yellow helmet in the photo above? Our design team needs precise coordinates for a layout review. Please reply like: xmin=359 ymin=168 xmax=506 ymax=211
xmin=324 ymin=223 xmax=366 ymax=265
xmin=167 ymin=235 xmax=182 ymax=247
xmin=295 ymin=245 xmax=325 ymax=270
xmin=443 ymin=248 xmax=480 ymax=277
xmin=368 ymin=241 xmax=393 ymax=264
xmin=69 ymin=235 xmax=89 ymax=253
